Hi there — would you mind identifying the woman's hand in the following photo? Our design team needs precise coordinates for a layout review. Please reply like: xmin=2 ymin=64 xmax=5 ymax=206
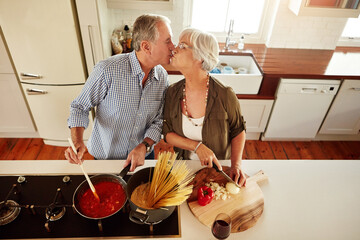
xmin=195 ymin=143 xmax=222 ymax=170
xmin=229 ymin=165 xmax=247 ymax=187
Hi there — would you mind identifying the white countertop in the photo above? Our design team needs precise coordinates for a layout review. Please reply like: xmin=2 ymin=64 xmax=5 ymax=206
xmin=1 ymin=160 xmax=360 ymax=240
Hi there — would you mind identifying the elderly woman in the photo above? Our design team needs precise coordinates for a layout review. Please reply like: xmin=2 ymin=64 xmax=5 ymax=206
xmin=163 ymin=28 xmax=247 ymax=186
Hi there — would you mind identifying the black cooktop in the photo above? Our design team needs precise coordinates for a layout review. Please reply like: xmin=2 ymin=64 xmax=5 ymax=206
xmin=0 ymin=175 xmax=180 ymax=239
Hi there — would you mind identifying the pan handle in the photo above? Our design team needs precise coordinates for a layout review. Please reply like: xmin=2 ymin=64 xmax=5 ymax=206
xmin=119 ymin=164 xmax=130 ymax=178
xmin=129 ymin=210 xmax=149 ymax=224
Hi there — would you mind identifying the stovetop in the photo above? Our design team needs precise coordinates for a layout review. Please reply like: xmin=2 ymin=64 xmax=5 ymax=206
xmin=0 ymin=175 xmax=180 ymax=239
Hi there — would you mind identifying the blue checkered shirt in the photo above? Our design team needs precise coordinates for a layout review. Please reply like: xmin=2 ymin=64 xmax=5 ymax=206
xmin=68 ymin=51 xmax=168 ymax=159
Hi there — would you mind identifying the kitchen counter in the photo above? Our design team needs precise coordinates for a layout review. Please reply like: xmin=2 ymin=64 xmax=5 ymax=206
xmin=163 ymin=45 xmax=360 ymax=99
xmin=1 ymin=160 xmax=360 ymax=240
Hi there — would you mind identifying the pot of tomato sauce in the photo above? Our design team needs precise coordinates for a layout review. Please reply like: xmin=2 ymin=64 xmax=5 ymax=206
xmin=72 ymin=165 xmax=130 ymax=220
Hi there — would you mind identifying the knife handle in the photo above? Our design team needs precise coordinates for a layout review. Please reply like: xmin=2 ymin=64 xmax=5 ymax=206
xmin=213 ymin=164 xmax=221 ymax=172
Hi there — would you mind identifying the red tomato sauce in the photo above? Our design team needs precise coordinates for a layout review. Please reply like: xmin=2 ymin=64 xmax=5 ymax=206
xmin=78 ymin=181 xmax=126 ymax=218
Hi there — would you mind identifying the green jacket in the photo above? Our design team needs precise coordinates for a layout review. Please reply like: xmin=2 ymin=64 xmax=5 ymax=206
xmin=163 ymin=76 xmax=246 ymax=160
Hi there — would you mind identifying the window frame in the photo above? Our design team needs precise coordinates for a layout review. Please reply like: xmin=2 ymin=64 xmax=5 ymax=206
xmin=186 ymin=0 xmax=271 ymax=44
xmin=337 ymin=17 xmax=360 ymax=47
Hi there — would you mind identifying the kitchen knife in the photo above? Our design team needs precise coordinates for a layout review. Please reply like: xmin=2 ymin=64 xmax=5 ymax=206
xmin=213 ymin=164 xmax=241 ymax=188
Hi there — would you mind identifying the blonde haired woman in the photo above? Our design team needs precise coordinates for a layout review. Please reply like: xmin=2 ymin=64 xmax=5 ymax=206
xmin=163 ymin=28 xmax=247 ymax=186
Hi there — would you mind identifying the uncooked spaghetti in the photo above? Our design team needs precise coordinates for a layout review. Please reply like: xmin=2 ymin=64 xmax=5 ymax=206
xmin=130 ymin=151 xmax=194 ymax=209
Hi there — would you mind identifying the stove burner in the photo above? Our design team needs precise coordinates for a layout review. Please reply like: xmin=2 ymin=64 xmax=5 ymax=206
xmin=0 ymin=200 xmax=21 ymax=226
xmin=45 ymin=204 xmax=66 ymax=221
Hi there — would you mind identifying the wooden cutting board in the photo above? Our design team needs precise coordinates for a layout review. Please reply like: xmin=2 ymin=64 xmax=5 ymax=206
xmin=187 ymin=166 xmax=268 ymax=232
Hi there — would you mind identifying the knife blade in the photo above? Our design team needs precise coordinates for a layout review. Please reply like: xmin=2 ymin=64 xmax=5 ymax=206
xmin=213 ymin=164 xmax=241 ymax=188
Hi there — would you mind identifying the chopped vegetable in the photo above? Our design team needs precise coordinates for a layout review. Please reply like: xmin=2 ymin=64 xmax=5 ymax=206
xmin=226 ymin=182 xmax=240 ymax=195
xmin=197 ymin=186 xmax=214 ymax=206
xmin=205 ymin=182 xmax=231 ymax=200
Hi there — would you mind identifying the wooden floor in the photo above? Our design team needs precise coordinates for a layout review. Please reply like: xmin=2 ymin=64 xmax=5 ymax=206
xmin=0 ymin=138 xmax=359 ymax=160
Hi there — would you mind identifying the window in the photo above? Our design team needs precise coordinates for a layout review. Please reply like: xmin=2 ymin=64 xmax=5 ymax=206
xmin=341 ymin=16 xmax=360 ymax=38
xmin=190 ymin=0 xmax=267 ymax=41
xmin=338 ymin=15 xmax=360 ymax=46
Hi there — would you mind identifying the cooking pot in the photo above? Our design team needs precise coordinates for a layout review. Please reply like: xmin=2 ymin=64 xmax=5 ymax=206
xmin=126 ymin=167 xmax=176 ymax=225
xmin=72 ymin=165 xmax=130 ymax=220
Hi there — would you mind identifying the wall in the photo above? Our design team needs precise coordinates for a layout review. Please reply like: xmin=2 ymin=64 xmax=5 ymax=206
xmin=108 ymin=0 xmax=187 ymax=43
xmin=106 ymin=0 xmax=350 ymax=50
xmin=266 ymin=0 xmax=348 ymax=49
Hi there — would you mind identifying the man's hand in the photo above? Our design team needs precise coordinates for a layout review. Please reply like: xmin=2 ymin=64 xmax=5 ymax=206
xmin=123 ymin=143 xmax=146 ymax=172
xmin=65 ymin=140 xmax=87 ymax=164
xmin=65 ymin=127 xmax=86 ymax=164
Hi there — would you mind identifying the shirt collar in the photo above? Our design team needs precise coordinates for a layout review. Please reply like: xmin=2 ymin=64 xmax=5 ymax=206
xmin=129 ymin=51 xmax=160 ymax=82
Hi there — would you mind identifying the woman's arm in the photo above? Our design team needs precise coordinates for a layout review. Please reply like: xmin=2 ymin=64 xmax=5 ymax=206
xmin=230 ymin=130 xmax=247 ymax=187
xmin=165 ymin=132 xmax=222 ymax=170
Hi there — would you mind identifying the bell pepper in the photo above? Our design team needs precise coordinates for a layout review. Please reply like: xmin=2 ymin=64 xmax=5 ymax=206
xmin=197 ymin=186 xmax=214 ymax=206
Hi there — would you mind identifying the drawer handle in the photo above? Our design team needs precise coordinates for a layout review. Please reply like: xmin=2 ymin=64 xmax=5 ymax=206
xmin=26 ymin=88 xmax=48 ymax=95
xmin=21 ymin=73 xmax=42 ymax=79
xmin=351 ymin=87 xmax=360 ymax=91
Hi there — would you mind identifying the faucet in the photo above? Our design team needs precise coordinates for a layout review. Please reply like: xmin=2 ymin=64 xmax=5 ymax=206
xmin=225 ymin=19 xmax=236 ymax=50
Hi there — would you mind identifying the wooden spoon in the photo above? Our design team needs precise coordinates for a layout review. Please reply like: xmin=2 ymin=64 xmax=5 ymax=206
xmin=67 ymin=138 xmax=100 ymax=202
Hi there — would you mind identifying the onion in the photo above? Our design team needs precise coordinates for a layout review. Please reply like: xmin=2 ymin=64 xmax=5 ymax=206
xmin=226 ymin=182 xmax=240 ymax=195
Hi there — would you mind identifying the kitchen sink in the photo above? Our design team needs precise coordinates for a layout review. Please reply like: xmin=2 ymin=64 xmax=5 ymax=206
xmin=210 ymin=53 xmax=263 ymax=94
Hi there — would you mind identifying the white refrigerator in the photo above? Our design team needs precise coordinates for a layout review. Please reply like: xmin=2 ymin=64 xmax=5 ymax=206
xmin=0 ymin=0 xmax=92 ymax=146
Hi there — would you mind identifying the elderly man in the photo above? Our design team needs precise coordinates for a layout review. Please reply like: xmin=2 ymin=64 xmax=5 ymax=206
xmin=65 ymin=14 xmax=175 ymax=171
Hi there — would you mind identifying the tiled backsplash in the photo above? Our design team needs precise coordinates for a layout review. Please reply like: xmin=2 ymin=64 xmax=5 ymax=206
xmin=266 ymin=0 xmax=348 ymax=49
xmin=107 ymin=0 xmax=350 ymax=50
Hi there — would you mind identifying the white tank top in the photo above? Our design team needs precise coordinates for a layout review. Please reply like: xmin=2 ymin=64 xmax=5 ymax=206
xmin=182 ymin=113 xmax=203 ymax=160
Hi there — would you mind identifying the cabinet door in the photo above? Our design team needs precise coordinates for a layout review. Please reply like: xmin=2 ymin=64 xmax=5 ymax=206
xmin=0 ymin=0 xmax=85 ymax=84
xmin=289 ymin=0 xmax=360 ymax=17
xmin=21 ymin=84 xmax=92 ymax=144
xmin=238 ymin=99 xmax=273 ymax=132
xmin=0 ymin=74 xmax=35 ymax=133
xmin=319 ymin=80 xmax=360 ymax=134
xmin=0 ymin=34 xmax=13 ymax=74
xmin=76 ymin=0 xmax=107 ymax=74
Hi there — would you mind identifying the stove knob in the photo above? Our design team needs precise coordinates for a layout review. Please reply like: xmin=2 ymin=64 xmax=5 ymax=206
xmin=63 ymin=176 xmax=71 ymax=183
xmin=17 ymin=176 xmax=26 ymax=184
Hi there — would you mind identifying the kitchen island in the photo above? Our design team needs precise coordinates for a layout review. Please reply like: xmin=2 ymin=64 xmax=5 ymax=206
xmin=1 ymin=159 xmax=359 ymax=240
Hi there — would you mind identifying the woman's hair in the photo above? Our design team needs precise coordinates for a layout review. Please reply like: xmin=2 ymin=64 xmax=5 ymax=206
xmin=179 ymin=28 xmax=219 ymax=71
xmin=132 ymin=14 xmax=171 ymax=51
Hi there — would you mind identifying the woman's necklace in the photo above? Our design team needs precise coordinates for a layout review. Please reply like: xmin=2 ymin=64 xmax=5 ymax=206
xmin=183 ymin=76 xmax=209 ymax=127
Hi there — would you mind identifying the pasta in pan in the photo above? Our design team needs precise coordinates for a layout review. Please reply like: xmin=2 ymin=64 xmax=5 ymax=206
xmin=131 ymin=151 xmax=194 ymax=209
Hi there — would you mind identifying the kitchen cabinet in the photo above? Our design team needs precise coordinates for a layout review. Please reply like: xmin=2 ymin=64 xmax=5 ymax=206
xmin=319 ymin=79 xmax=360 ymax=135
xmin=76 ymin=0 xmax=111 ymax=74
xmin=0 ymin=0 xmax=92 ymax=146
xmin=0 ymin=30 xmax=36 ymax=136
xmin=106 ymin=0 xmax=173 ymax=10
xmin=289 ymin=0 xmax=360 ymax=17
xmin=238 ymin=99 xmax=274 ymax=140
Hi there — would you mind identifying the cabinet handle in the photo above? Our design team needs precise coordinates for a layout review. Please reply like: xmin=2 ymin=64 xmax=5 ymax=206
xmin=351 ymin=87 xmax=360 ymax=91
xmin=21 ymin=73 xmax=42 ymax=79
xmin=302 ymin=87 xmax=317 ymax=92
xmin=26 ymin=88 xmax=48 ymax=95
xmin=88 ymin=25 xmax=96 ymax=66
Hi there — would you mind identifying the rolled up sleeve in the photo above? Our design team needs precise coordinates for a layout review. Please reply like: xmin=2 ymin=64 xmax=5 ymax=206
xmin=226 ymin=87 xmax=246 ymax=140
xmin=67 ymin=62 xmax=109 ymax=129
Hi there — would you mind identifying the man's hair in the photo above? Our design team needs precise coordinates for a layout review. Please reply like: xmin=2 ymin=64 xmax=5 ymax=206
xmin=132 ymin=14 xmax=171 ymax=51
